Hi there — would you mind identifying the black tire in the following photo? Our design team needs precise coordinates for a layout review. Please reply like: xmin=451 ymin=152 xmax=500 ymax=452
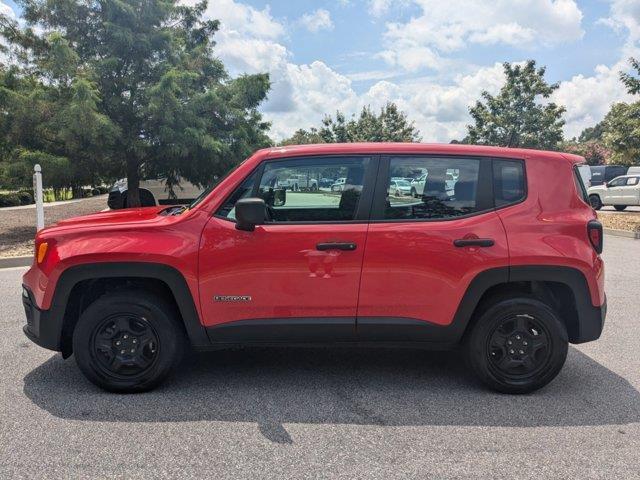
xmin=589 ymin=194 xmax=602 ymax=210
xmin=465 ymin=297 xmax=568 ymax=394
xmin=614 ymin=205 xmax=627 ymax=211
xmin=410 ymin=187 xmax=417 ymax=198
xmin=73 ymin=291 xmax=186 ymax=393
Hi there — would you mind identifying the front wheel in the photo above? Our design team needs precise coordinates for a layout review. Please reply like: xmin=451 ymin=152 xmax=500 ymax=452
xmin=589 ymin=194 xmax=602 ymax=210
xmin=73 ymin=291 xmax=186 ymax=392
xmin=410 ymin=187 xmax=417 ymax=198
xmin=614 ymin=205 xmax=627 ymax=211
xmin=465 ymin=297 xmax=568 ymax=394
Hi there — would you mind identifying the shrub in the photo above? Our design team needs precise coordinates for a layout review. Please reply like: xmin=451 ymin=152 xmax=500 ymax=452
xmin=0 ymin=193 xmax=22 ymax=207
xmin=17 ymin=190 xmax=34 ymax=205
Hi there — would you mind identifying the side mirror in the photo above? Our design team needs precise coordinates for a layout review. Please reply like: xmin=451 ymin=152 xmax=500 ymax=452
xmin=235 ymin=198 xmax=266 ymax=232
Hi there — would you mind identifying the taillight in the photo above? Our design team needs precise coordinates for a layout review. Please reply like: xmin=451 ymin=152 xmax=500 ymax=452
xmin=587 ymin=220 xmax=603 ymax=254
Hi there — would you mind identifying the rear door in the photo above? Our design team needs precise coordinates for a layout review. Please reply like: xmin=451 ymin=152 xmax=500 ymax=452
xmin=198 ymin=155 xmax=377 ymax=342
xmin=356 ymin=155 xmax=512 ymax=341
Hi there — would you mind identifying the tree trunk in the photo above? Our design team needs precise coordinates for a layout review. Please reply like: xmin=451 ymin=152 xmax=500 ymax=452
xmin=126 ymin=159 xmax=141 ymax=208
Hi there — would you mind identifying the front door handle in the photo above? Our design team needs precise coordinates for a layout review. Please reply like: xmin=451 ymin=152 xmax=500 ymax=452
xmin=316 ymin=242 xmax=357 ymax=251
xmin=453 ymin=238 xmax=495 ymax=247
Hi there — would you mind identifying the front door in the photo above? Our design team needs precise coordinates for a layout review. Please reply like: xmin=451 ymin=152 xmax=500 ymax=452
xmin=604 ymin=176 xmax=626 ymax=204
xmin=198 ymin=155 xmax=377 ymax=343
xmin=357 ymin=155 xmax=512 ymax=342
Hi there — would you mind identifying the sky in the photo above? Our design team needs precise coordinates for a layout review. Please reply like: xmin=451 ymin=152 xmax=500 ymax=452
xmin=2 ymin=0 xmax=640 ymax=142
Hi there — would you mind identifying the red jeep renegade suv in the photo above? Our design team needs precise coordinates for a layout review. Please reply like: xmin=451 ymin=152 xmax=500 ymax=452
xmin=21 ymin=144 xmax=606 ymax=394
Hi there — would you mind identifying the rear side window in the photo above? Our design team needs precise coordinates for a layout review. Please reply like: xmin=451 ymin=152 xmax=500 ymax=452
xmin=381 ymin=156 xmax=484 ymax=220
xmin=493 ymin=159 xmax=525 ymax=207
xmin=626 ymin=177 xmax=639 ymax=186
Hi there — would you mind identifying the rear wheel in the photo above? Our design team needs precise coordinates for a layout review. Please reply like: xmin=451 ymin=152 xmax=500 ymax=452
xmin=73 ymin=291 xmax=186 ymax=392
xmin=614 ymin=205 xmax=627 ymax=211
xmin=465 ymin=297 xmax=568 ymax=394
xmin=589 ymin=194 xmax=602 ymax=210
xmin=410 ymin=187 xmax=417 ymax=198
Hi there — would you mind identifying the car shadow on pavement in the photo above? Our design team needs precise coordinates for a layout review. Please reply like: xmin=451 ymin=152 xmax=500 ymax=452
xmin=23 ymin=346 xmax=640 ymax=442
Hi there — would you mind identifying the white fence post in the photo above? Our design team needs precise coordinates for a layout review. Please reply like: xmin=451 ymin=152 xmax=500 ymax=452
xmin=33 ymin=164 xmax=44 ymax=230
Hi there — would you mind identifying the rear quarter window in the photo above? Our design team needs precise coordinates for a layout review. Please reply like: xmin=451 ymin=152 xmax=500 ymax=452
xmin=493 ymin=159 xmax=525 ymax=207
xmin=573 ymin=166 xmax=590 ymax=204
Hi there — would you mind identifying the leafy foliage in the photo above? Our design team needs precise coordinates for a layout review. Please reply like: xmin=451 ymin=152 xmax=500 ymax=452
xmin=280 ymin=103 xmax=421 ymax=145
xmin=560 ymin=140 xmax=611 ymax=166
xmin=620 ymin=57 xmax=640 ymax=96
xmin=465 ymin=60 xmax=565 ymax=150
xmin=603 ymin=102 xmax=640 ymax=166
xmin=0 ymin=0 xmax=271 ymax=205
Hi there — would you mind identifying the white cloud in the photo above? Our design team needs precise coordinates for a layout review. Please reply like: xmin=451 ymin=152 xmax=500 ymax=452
xmin=0 ymin=1 xmax=16 ymax=20
xmin=300 ymin=9 xmax=334 ymax=33
xmin=552 ymin=63 xmax=633 ymax=139
xmin=193 ymin=0 xmax=638 ymax=144
xmin=379 ymin=0 xmax=584 ymax=71
xmin=182 ymin=0 xmax=284 ymax=40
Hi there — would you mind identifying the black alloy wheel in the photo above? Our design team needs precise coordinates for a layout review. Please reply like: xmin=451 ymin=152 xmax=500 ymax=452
xmin=486 ymin=313 xmax=550 ymax=380
xmin=91 ymin=314 xmax=160 ymax=379
xmin=73 ymin=291 xmax=186 ymax=392
xmin=465 ymin=297 xmax=568 ymax=394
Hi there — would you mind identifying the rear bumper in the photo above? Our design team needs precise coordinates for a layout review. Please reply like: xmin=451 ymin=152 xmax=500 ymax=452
xmin=22 ymin=285 xmax=63 ymax=352
xmin=574 ymin=295 xmax=607 ymax=344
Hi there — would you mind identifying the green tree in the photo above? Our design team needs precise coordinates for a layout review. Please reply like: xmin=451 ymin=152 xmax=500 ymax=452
xmin=465 ymin=60 xmax=566 ymax=150
xmin=560 ymin=140 xmax=611 ymax=166
xmin=0 ymin=0 xmax=271 ymax=205
xmin=620 ymin=57 xmax=640 ymax=95
xmin=280 ymin=102 xmax=421 ymax=145
xmin=601 ymin=57 xmax=640 ymax=166
xmin=603 ymin=102 xmax=640 ymax=166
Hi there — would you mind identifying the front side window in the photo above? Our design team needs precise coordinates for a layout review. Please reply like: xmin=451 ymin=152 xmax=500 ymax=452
xmin=608 ymin=177 xmax=626 ymax=187
xmin=257 ymin=156 xmax=371 ymax=222
xmin=382 ymin=156 xmax=482 ymax=220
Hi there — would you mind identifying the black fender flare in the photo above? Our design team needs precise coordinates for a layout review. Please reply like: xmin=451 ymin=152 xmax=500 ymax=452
xmin=451 ymin=266 xmax=604 ymax=344
xmin=50 ymin=262 xmax=209 ymax=351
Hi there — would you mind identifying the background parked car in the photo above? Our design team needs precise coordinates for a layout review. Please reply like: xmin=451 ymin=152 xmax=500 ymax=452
xmin=331 ymin=177 xmax=347 ymax=191
xmin=588 ymin=175 xmax=640 ymax=210
xmin=389 ymin=179 xmax=413 ymax=196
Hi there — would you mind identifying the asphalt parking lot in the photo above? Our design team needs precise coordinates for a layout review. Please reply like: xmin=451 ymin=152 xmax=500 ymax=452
xmin=1 ymin=236 xmax=639 ymax=479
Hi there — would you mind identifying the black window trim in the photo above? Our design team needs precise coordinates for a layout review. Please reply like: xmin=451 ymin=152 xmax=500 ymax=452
xmin=214 ymin=154 xmax=380 ymax=225
xmin=369 ymin=154 xmax=527 ymax=223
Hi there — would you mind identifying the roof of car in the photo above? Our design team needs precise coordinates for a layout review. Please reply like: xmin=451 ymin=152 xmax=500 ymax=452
xmin=258 ymin=143 xmax=584 ymax=163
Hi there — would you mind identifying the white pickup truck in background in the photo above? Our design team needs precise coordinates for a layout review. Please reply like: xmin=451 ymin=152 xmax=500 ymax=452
xmin=588 ymin=174 xmax=640 ymax=210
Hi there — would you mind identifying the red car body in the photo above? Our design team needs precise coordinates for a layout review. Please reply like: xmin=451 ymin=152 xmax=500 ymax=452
xmin=21 ymin=143 xmax=606 ymax=392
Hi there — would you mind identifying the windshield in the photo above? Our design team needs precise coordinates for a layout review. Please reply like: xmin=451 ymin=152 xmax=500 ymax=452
xmin=187 ymin=159 xmax=248 ymax=210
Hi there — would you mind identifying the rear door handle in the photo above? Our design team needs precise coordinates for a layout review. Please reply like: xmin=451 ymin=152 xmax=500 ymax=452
xmin=453 ymin=238 xmax=495 ymax=247
xmin=316 ymin=242 xmax=357 ymax=251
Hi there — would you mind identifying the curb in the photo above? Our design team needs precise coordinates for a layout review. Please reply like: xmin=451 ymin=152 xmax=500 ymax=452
xmin=603 ymin=228 xmax=640 ymax=239
xmin=0 ymin=256 xmax=32 ymax=269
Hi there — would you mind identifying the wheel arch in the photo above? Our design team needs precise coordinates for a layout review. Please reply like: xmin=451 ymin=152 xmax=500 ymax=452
xmin=455 ymin=266 xmax=603 ymax=344
xmin=51 ymin=262 xmax=209 ymax=357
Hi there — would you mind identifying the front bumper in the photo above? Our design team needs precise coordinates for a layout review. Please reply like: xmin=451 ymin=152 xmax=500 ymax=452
xmin=22 ymin=285 xmax=63 ymax=352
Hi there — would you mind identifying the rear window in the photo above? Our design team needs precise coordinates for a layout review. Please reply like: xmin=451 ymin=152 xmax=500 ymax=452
xmin=573 ymin=166 xmax=590 ymax=204
xmin=493 ymin=160 xmax=525 ymax=207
